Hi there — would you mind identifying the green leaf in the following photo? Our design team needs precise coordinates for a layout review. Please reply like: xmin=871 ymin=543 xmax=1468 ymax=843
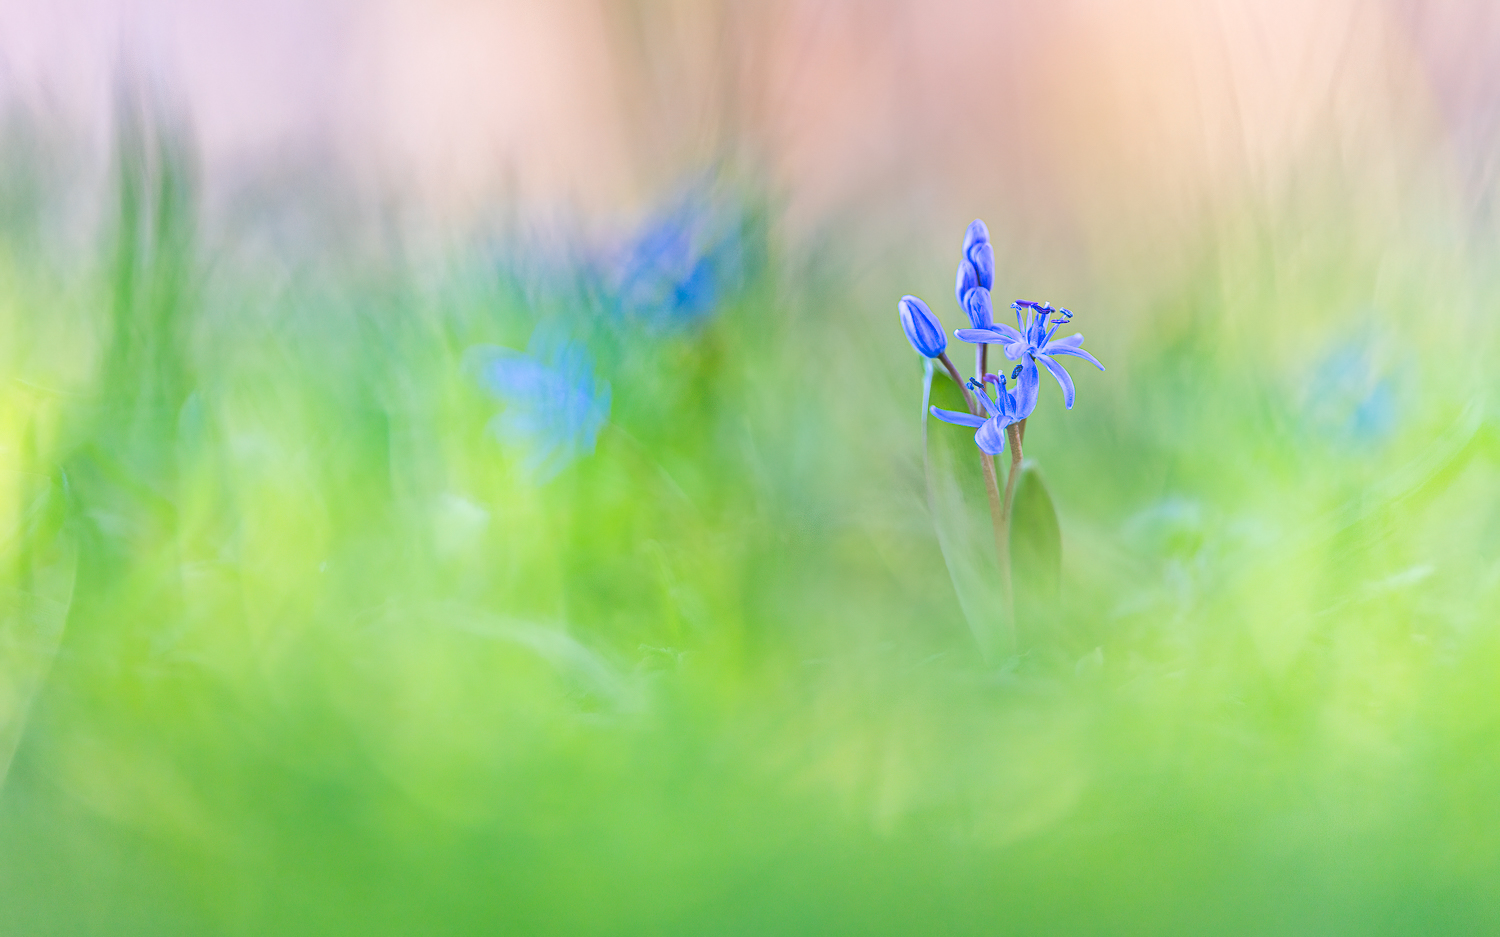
xmin=1010 ymin=461 xmax=1061 ymax=646
xmin=923 ymin=361 xmax=1005 ymax=660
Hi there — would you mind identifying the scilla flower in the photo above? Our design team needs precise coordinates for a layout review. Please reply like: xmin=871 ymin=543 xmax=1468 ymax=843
xmin=955 ymin=300 xmax=1104 ymax=409
xmin=929 ymin=367 xmax=1037 ymax=455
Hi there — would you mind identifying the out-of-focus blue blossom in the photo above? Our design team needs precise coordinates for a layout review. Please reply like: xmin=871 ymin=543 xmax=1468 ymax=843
xmin=611 ymin=189 xmax=755 ymax=329
xmin=929 ymin=368 xmax=1037 ymax=455
xmin=899 ymin=295 xmax=947 ymax=357
xmin=473 ymin=324 xmax=611 ymax=481
xmin=957 ymin=300 xmax=1104 ymax=409
xmin=1305 ymin=336 xmax=1399 ymax=445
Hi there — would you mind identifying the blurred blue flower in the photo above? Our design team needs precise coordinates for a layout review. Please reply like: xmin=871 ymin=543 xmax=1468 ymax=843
xmin=957 ymin=300 xmax=1104 ymax=409
xmin=1305 ymin=336 xmax=1398 ymax=445
xmin=929 ymin=368 xmax=1037 ymax=455
xmin=612 ymin=189 xmax=753 ymax=329
xmin=899 ymin=294 xmax=947 ymax=358
xmin=474 ymin=325 xmax=611 ymax=481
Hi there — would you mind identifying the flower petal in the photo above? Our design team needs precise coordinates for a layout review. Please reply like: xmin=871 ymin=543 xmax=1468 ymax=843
xmin=1014 ymin=357 xmax=1040 ymax=419
xmin=971 ymin=383 xmax=1002 ymax=418
xmin=975 ymin=416 xmax=1008 ymax=455
xmin=930 ymin=406 xmax=987 ymax=428
xmin=984 ymin=322 xmax=1023 ymax=343
xmin=962 ymin=286 xmax=994 ymax=329
xmin=1046 ymin=333 xmax=1085 ymax=349
xmin=954 ymin=259 xmax=978 ymax=306
xmin=968 ymin=242 xmax=995 ymax=291
xmin=1038 ymin=353 xmax=1075 ymax=409
xmin=1044 ymin=343 xmax=1105 ymax=370
xmin=954 ymin=328 xmax=1014 ymax=344
xmin=1003 ymin=340 xmax=1028 ymax=361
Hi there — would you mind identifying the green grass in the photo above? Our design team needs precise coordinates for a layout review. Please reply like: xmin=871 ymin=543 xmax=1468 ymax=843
xmin=0 ymin=106 xmax=1498 ymax=935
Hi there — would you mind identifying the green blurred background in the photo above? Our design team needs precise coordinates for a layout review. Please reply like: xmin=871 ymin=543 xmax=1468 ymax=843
xmin=0 ymin=2 xmax=1498 ymax=933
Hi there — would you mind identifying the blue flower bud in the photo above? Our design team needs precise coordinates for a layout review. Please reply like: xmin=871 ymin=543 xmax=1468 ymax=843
xmin=968 ymin=241 xmax=995 ymax=291
xmin=899 ymin=294 xmax=947 ymax=358
xmin=955 ymin=259 xmax=978 ymax=306
xmin=962 ymin=286 xmax=993 ymax=330
xmin=962 ymin=219 xmax=990 ymax=254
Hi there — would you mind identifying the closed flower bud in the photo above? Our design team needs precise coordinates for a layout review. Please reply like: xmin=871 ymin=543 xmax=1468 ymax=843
xmin=898 ymin=294 xmax=947 ymax=357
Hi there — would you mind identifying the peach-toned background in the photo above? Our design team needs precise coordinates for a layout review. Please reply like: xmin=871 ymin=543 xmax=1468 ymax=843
xmin=1 ymin=0 xmax=1497 ymax=236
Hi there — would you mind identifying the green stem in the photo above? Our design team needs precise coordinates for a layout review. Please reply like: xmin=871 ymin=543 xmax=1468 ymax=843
xmin=998 ymin=418 xmax=1026 ymax=641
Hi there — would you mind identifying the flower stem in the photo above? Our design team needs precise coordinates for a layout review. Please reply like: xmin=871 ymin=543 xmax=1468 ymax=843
xmin=1002 ymin=419 xmax=1026 ymax=527
xmin=980 ymin=448 xmax=1012 ymax=651
xmin=997 ymin=419 xmax=1026 ymax=645
xmin=936 ymin=351 xmax=977 ymax=413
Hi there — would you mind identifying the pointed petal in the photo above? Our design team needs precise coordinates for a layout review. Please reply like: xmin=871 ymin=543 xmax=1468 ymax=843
xmin=1047 ymin=333 xmax=1085 ymax=349
xmin=968 ymin=242 xmax=995 ymax=290
xmin=954 ymin=328 xmax=1014 ymax=344
xmin=962 ymin=286 xmax=994 ymax=329
xmin=1003 ymin=340 xmax=1028 ymax=361
xmin=954 ymin=259 xmax=978 ymax=306
xmin=975 ymin=417 xmax=1008 ymax=455
xmin=997 ymin=383 xmax=1019 ymax=421
xmin=984 ymin=323 xmax=1024 ymax=343
xmin=1038 ymin=353 xmax=1076 ymax=409
xmin=930 ymin=406 xmax=987 ymax=428
xmin=973 ymin=384 xmax=1001 ymax=418
xmin=1014 ymin=358 xmax=1040 ymax=419
xmin=1044 ymin=343 xmax=1105 ymax=370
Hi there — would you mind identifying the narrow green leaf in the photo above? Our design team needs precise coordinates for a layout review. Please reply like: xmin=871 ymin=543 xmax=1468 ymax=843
xmin=1010 ymin=461 xmax=1061 ymax=647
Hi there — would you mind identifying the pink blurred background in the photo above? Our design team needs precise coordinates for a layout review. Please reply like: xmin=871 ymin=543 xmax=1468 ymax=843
xmin=1 ymin=0 xmax=1497 ymax=243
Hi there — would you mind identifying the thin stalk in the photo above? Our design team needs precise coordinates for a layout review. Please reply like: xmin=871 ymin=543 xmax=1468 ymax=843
xmin=1002 ymin=419 xmax=1026 ymax=526
xmin=969 ymin=344 xmax=1011 ymax=650
xmin=997 ymin=419 xmax=1027 ymax=638
xmin=938 ymin=347 xmax=1012 ymax=653
xmin=935 ymin=351 xmax=977 ymax=413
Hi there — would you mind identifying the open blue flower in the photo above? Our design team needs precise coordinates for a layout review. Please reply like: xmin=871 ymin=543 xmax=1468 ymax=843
xmin=473 ymin=325 xmax=611 ymax=481
xmin=929 ymin=368 xmax=1037 ymax=455
xmin=955 ymin=300 xmax=1104 ymax=409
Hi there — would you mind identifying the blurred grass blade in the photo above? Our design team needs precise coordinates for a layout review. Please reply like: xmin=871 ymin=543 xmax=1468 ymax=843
xmin=1010 ymin=460 xmax=1061 ymax=649
xmin=923 ymin=361 xmax=1004 ymax=659
xmin=0 ymin=469 xmax=76 ymax=792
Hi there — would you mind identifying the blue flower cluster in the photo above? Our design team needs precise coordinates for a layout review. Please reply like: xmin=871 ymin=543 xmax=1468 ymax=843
xmin=899 ymin=219 xmax=1104 ymax=453
xmin=612 ymin=189 xmax=755 ymax=330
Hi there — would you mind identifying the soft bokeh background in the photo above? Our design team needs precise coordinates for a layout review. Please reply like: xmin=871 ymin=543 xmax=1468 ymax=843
xmin=1 ymin=2 xmax=1499 ymax=934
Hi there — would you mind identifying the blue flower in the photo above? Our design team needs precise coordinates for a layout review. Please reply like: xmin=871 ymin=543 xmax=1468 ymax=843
xmin=899 ymin=294 xmax=947 ymax=357
xmin=1304 ymin=335 xmax=1398 ymax=446
xmin=474 ymin=325 xmax=611 ymax=480
xmin=929 ymin=368 xmax=1037 ymax=455
xmin=613 ymin=189 xmax=752 ymax=329
xmin=956 ymin=300 xmax=1104 ymax=409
